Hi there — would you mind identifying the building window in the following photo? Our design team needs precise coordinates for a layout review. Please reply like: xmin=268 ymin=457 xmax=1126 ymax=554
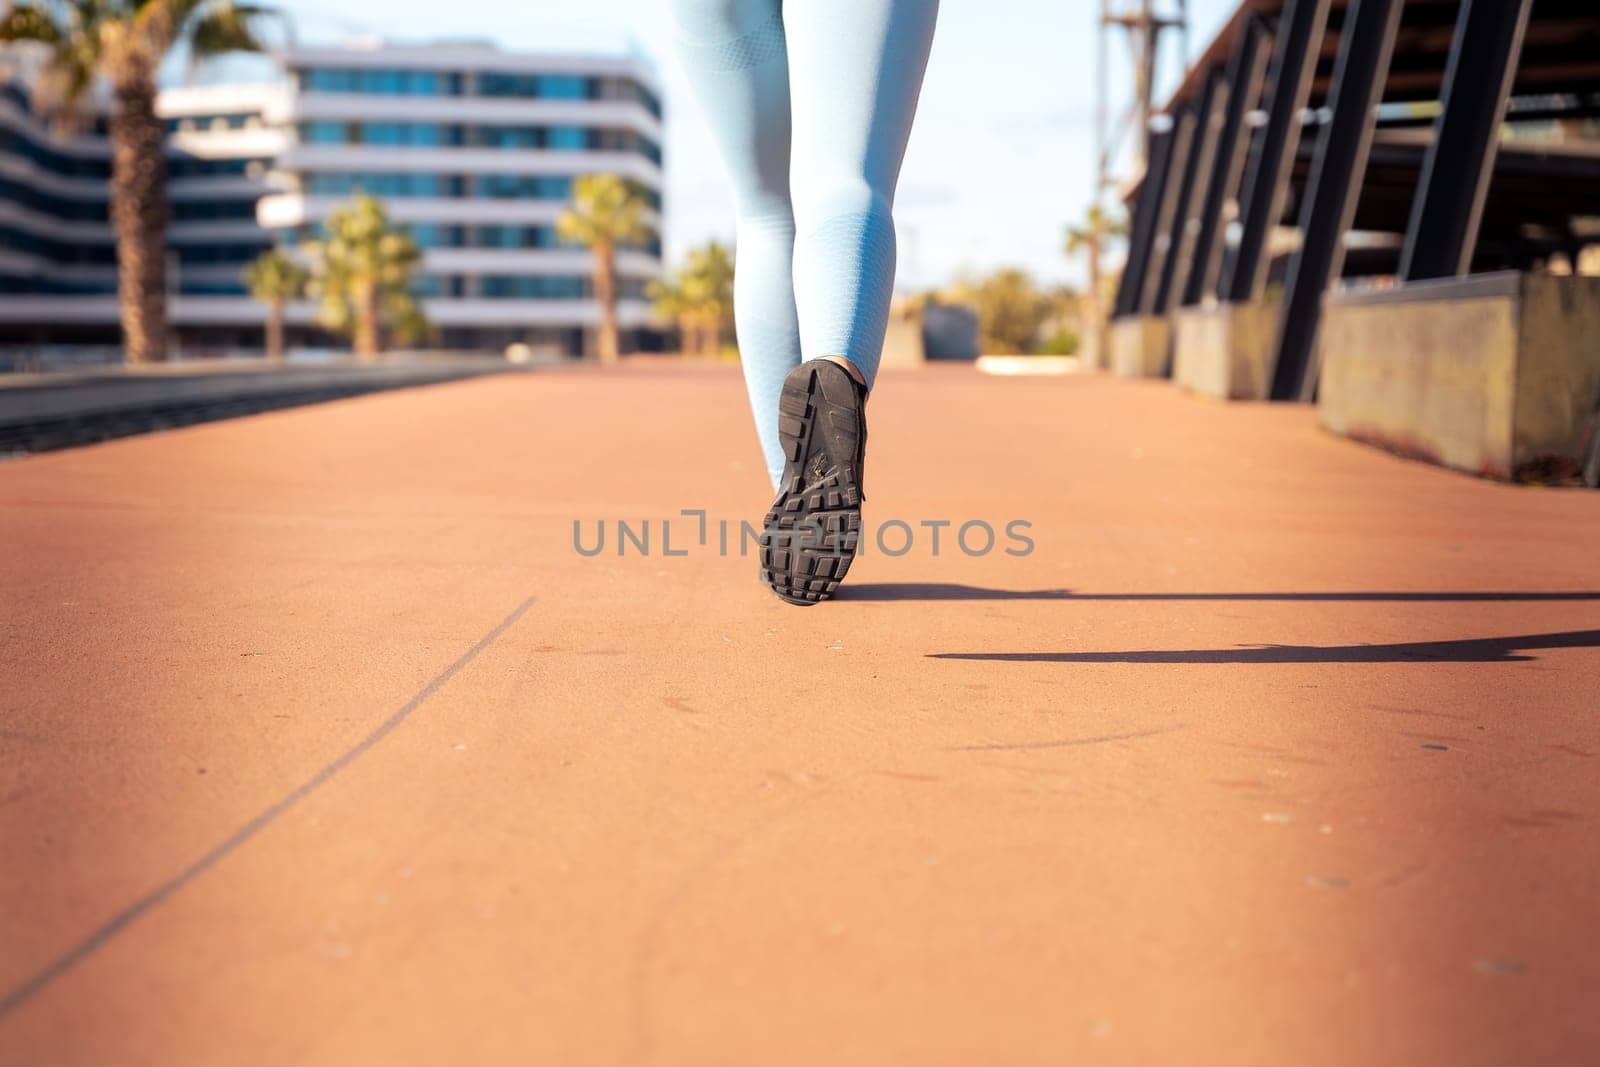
xmin=473 ymin=125 xmax=543 ymax=149
xmin=411 ymin=274 xmax=464 ymax=298
xmin=301 ymin=121 xmax=348 ymax=144
xmin=469 ymin=275 xmax=647 ymax=300
xmin=303 ymin=172 xmax=461 ymax=197
xmin=547 ymin=126 xmax=587 ymax=150
xmin=472 ymin=224 xmax=562 ymax=249
xmin=167 ymin=155 xmax=268 ymax=178
xmin=181 ymin=281 xmax=249 ymax=296
xmin=297 ymin=123 xmax=465 ymax=147
xmin=591 ymin=77 xmax=662 ymax=118
xmin=171 ymin=239 xmax=272 ymax=264
xmin=0 ymin=127 xmax=112 ymax=178
xmin=299 ymin=68 xmax=451 ymax=96
xmin=479 ymin=274 xmax=587 ymax=299
xmin=361 ymin=122 xmax=445 ymax=147
xmin=478 ymin=72 xmax=537 ymax=98
xmin=172 ymin=199 xmax=258 ymax=221
xmin=539 ymin=75 xmax=589 ymax=99
xmin=406 ymin=224 xmax=464 ymax=248
xmin=476 ymin=174 xmax=573 ymax=200
xmin=458 ymin=126 xmax=657 ymax=162
xmin=477 ymin=73 xmax=594 ymax=99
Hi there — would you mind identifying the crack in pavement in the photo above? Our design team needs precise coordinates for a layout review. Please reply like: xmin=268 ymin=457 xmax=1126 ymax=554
xmin=0 ymin=595 xmax=537 ymax=1019
xmin=945 ymin=725 xmax=1183 ymax=752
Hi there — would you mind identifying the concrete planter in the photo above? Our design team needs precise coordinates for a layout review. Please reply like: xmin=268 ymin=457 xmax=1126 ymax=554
xmin=1108 ymin=315 xmax=1172 ymax=378
xmin=880 ymin=304 xmax=927 ymax=369
xmin=1172 ymin=298 xmax=1281 ymax=400
xmin=1318 ymin=272 xmax=1600 ymax=481
xmin=1078 ymin=323 xmax=1108 ymax=371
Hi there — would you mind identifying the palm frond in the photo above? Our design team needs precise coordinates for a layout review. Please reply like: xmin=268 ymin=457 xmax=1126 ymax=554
xmin=307 ymin=195 xmax=424 ymax=345
xmin=32 ymin=56 xmax=97 ymax=129
xmin=556 ymin=172 xmax=651 ymax=250
xmin=2 ymin=3 xmax=106 ymax=126
xmin=242 ymin=246 xmax=308 ymax=300
xmin=188 ymin=1 xmax=268 ymax=58
xmin=0 ymin=4 xmax=63 ymax=43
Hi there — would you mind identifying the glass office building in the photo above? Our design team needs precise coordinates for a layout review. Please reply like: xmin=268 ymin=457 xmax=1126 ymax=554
xmin=0 ymin=41 xmax=664 ymax=356
xmin=0 ymin=63 xmax=281 ymax=350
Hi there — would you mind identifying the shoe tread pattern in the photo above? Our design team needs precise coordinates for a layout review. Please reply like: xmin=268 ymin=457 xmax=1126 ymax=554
xmin=758 ymin=363 xmax=864 ymax=605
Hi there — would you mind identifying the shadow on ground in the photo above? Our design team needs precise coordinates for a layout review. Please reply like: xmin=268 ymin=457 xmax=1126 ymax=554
xmin=929 ymin=629 xmax=1600 ymax=664
xmin=838 ymin=584 xmax=1600 ymax=603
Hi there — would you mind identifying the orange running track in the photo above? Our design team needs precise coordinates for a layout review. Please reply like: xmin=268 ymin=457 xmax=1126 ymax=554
xmin=2 ymin=362 xmax=1597 ymax=1065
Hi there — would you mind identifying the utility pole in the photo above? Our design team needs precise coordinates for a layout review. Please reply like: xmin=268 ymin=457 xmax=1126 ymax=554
xmin=1091 ymin=0 xmax=1187 ymax=337
xmin=1097 ymin=0 xmax=1189 ymax=189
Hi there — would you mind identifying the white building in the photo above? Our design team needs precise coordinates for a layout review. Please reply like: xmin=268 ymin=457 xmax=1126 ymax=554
xmin=0 ymin=41 xmax=664 ymax=356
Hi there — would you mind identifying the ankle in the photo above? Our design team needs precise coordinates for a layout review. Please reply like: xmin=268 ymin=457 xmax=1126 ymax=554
xmin=817 ymin=355 xmax=868 ymax=392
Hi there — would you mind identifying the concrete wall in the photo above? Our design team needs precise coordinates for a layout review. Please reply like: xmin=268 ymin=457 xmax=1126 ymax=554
xmin=880 ymin=302 xmax=927 ymax=369
xmin=879 ymin=302 xmax=980 ymax=368
xmin=1172 ymin=299 xmax=1280 ymax=400
xmin=1108 ymin=316 xmax=1172 ymax=378
xmin=1512 ymin=275 xmax=1600 ymax=475
xmin=1318 ymin=272 xmax=1600 ymax=481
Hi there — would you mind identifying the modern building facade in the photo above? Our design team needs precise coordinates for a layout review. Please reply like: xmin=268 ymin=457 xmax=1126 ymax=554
xmin=0 ymin=64 xmax=280 ymax=350
xmin=0 ymin=40 xmax=664 ymax=356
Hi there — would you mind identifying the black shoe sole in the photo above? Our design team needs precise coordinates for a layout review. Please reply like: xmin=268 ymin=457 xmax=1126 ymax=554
xmin=758 ymin=362 xmax=865 ymax=606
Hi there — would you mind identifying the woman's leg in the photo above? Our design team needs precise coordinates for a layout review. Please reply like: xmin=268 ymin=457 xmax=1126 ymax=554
xmin=751 ymin=0 xmax=938 ymax=605
xmin=783 ymin=0 xmax=939 ymax=389
xmin=670 ymin=0 xmax=800 ymax=489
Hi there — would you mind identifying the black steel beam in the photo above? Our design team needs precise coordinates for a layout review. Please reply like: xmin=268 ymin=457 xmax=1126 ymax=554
xmin=1185 ymin=16 xmax=1271 ymax=307
xmin=1269 ymin=0 xmax=1407 ymax=402
xmin=1399 ymin=0 xmax=1534 ymax=281
xmin=1141 ymin=106 xmax=1198 ymax=316
xmin=1221 ymin=0 xmax=1334 ymax=304
xmin=1112 ymin=122 xmax=1178 ymax=319
xmin=1154 ymin=71 xmax=1226 ymax=314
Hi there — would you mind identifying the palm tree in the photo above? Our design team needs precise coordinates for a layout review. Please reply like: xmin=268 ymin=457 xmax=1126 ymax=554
xmin=556 ymin=173 xmax=649 ymax=364
xmin=242 ymin=246 xmax=307 ymax=362
xmin=1 ymin=0 xmax=277 ymax=364
xmin=646 ymin=275 xmax=698 ymax=356
xmin=305 ymin=194 xmax=424 ymax=361
xmin=1064 ymin=203 xmax=1127 ymax=332
xmin=680 ymin=240 xmax=734 ymax=356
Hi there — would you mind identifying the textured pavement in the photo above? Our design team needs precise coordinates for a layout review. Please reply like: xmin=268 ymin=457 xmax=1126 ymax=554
xmin=1 ymin=361 xmax=1597 ymax=1065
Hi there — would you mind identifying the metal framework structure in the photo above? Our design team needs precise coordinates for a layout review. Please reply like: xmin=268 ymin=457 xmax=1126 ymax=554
xmin=1182 ymin=16 xmax=1271 ymax=307
xmin=1151 ymin=69 xmax=1224 ymax=314
xmin=1096 ymin=0 xmax=1190 ymax=190
xmin=1108 ymin=0 xmax=1600 ymax=402
xmin=1112 ymin=123 xmax=1179 ymax=318
xmin=1399 ymin=0 xmax=1536 ymax=281
xmin=1268 ymin=0 xmax=1405 ymax=400
xmin=1221 ymin=0 xmax=1333 ymax=306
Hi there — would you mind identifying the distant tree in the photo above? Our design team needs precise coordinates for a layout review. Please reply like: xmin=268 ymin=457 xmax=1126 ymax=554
xmin=1 ymin=0 xmax=278 ymax=363
xmin=242 ymin=247 xmax=308 ymax=362
xmin=305 ymin=195 xmax=425 ymax=360
xmin=954 ymin=268 xmax=1052 ymax=354
xmin=1036 ymin=330 xmax=1080 ymax=356
xmin=557 ymin=173 xmax=651 ymax=364
xmin=1064 ymin=203 xmax=1127 ymax=332
xmin=680 ymin=241 xmax=734 ymax=355
xmin=648 ymin=241 xmax=735 ymax=357
xmin=646 ymin=276 xmax=697 ymax=355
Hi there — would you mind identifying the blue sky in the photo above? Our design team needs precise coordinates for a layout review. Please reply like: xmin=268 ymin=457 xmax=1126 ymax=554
xmin=258 ymin=0 xmax=1238 ymax=290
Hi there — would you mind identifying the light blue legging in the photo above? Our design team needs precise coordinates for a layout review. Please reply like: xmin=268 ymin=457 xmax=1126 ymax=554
xmin=671 ymin=0 xmax=939 ymax=487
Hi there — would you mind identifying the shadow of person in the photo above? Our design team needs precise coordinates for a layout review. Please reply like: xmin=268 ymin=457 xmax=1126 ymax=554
xmin=839 ymin=585 xmax=1600 ymax=604
xmin=834 ymin=583 xmax=1074 ymax=601
xmin=928 ymin=629 xmax=1600 ymax=665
